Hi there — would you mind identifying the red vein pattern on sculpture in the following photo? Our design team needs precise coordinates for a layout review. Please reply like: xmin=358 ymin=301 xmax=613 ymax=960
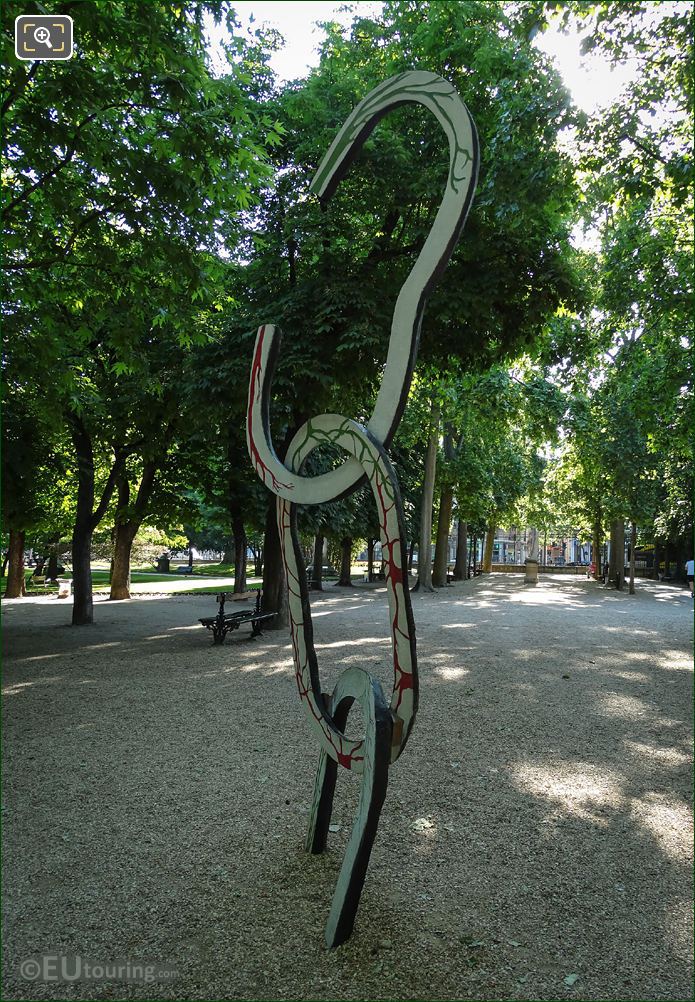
xmin=374 ymin=461 xmax=413 ymax=730
xmin=245 ymin=71 xmax=478 ymax=947
xmin=247 ymin=326 xmax=295 ymax=495
xmin=280 ymin=418 xmax=415 ymax=762
xmin=277 ymin=493 xmax=365 ymax=771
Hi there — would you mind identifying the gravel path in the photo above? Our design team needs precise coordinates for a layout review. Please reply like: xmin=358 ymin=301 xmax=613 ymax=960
xmin=2 ymin=575 xmax=693 ymax=1001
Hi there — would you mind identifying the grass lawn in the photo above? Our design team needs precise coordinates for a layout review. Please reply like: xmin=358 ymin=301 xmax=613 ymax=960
xmin=190 ymin=562 xmax=252 ymax=577
xmin=3 ymin=563 xmax=369 ymax=598
xmin=1 ymin=567 xmax=265 ymax=598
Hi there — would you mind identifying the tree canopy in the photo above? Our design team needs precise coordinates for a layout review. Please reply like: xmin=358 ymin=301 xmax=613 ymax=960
xmin=2 ymin=0 xmax=692 ymax=608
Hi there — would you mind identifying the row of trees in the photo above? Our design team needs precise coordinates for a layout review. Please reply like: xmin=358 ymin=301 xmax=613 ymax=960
xmin=3 ymin=1 xmax=692 ymax=621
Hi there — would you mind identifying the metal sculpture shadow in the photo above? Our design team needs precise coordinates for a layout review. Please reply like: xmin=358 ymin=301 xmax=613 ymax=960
xmin=247 ymin=71 xmax=479 ymax=947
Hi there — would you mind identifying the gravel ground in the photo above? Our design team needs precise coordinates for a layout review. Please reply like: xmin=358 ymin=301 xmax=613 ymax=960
xmin=2 ymin=574 xmax=693 ymax=1001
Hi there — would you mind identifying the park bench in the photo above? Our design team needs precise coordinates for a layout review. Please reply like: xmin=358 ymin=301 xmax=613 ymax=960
xmin=305 ymin=564 xmax=337 ymax=588
xmin=199 ymin=591 xmax=275 ymax=645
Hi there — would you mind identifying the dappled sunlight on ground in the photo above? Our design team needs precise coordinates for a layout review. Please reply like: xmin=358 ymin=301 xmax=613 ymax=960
xmin=630 ymin=793 xmax=693 ymax=861
xmin=2 ymin=573 xmax=692 ymax=1001
xmin=510 ymin=759 xmax=693 ymax=861
xmin=510 ymin=761 xmax=625 ymax=827
xmin=656 ymin=651 xmax=694 ymax=671
xmin=412 ymin=815 xmax=438 ymax=839
xmin=623 ymin=740 xmax=692 ymax=766
xmin=664 ymin=898 xmax=694 ymax=959
xmin=239 ymin=661 xmax=293 ymax=675
xmin=435 ymin=665 xmax=470 ymax=680
xmin=3 ymin=676 xmax=66 ymax=697
xmin=315 ymin=637 xmax=388 ymax=649
xmin=596 ymin=692 xmax=683 ymax=728
xmin=76 ymin=640 xmax=122 ymax=651
xmin=610 ymin=669 xmax=651 ymax=682
xmin=14 ymin=652 xmax=65 ymax=663
xmin=507 ymin=586 xmax=591 ymax=607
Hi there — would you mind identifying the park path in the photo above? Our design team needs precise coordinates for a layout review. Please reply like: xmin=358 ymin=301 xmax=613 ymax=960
xmin=115 ymin=574 xmax=261 ymax=594
xmin=2 ymin=574 xmax=693 ymax=1001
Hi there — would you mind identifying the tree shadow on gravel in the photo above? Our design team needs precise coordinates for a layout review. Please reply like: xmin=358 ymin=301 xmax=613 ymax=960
xmin=1 ymin=576 xmax=692 ymax=1001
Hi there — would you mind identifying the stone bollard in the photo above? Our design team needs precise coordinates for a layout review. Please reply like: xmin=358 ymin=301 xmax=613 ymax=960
xmin=56 ymin=578 xmax=72 ymax=599
xmin=524 ymin=559 xmax=539 ymax=585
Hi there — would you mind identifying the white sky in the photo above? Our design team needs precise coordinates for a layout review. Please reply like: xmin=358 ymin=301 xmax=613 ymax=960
xmin=207 ymin=1 xmax=641 ymax=114
xmin=228 ymin=1 xmax=382 ymax=81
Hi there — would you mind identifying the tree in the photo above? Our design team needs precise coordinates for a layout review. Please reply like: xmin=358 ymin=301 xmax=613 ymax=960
xmin=520 ymin=1 xmax=694 ymax=588
xmin=413 ymin=401 xmax=440 ymax=593
xmin=1 ymin=387 xmax=72 ymax=597
xmin=213 ymin=0 xmax=583 ymax=606
xmin=3 ymin=1 xmax=282 ymax=622
xmin=537 ymin=1 xmax=692 ymax=210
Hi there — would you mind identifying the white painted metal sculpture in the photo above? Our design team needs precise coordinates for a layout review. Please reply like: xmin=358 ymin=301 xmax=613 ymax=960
xmin=247 ymin=71 xmax=479 ymax=947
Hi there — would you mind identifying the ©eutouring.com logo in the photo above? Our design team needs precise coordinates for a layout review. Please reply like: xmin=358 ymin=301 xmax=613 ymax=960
xmin=19 ymin=954 xmax=178 ymax=984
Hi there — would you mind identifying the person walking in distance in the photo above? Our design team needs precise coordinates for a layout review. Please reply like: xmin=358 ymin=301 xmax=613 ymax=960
xmin=686 ymin=557 xmax=694 ymax=598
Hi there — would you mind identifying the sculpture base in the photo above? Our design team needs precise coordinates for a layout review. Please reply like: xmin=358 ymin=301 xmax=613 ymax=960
xmin=524 ymin=559 xmax=539 ymax=585
xmin=305 ymin=669 xmax=392 ymax=948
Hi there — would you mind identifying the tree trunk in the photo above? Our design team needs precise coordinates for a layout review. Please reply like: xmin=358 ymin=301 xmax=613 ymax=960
xmin=261 ymin=498 xmax=287 ymax=627
xmin=336 ymin=537 xmax=353 ymax=587
xmin=107 ymin=524 xmax=116 ymax=584
xmin=472 ymin=534 xmax=478 ymax=576
xmin=222 ymin=548 xmax=234 ymax=565
xmin=45 ymin=542 xmax=59 ymax=581
xmin=71 ymin=417 xmax=116 ymax=623
xmin=4 ymin=529 xmax=26 ymax=598
xmin=366 ymin=537 xmax=376 ymax=583
xmin=652 ymin=543 xmax=661 ymax=580
xmin=629 ymin=521 xmax=637 ymax=595
xmin=69 ymin=413 xmax=133 ymax=624
xmin=453 ymin=520 xmax=467 ymax=579
xmin=482 ymin=524 xmax=496 ymax=573
xmin=232 ymin=515 xmax=247 ymax=594
xmin=71 ymin=419 xmax=97 ymax=625
xmin=432 ymin=428 xmax=455 ymax=588
xmin=413 ymin=403 xmax=439 ymax=592
xmin=109 ymin=461 xmax=159 ymax=601
xmin=432 ymin=484 xmax=454 ymax=587
xmin=592 ymin=518 xmax=602 ymax=579
xmin=608 ymin=520 xmax=625 ymax=590
xmin=253 ymin=547 xmax=263 ymax=577
xmin=311 ymin=531 xmax=324 ymax=591
xmin=72 ymin=516 xmax=94 ymax=624
xmin=110 ymin=522 xmax=137 ymax=599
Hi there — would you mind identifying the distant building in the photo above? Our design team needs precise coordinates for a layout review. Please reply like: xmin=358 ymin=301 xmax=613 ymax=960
xmin=359 ymin=525 xmax=592 ymax=569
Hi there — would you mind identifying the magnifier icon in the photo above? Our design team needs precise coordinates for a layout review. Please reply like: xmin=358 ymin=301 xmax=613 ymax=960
xmin=33 ymin=26 xmax=52 ymax=47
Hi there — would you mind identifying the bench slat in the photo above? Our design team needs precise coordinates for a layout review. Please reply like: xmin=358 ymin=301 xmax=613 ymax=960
xmin=199 ymin=591 xmax=275 ymax=644
xmin=199 ymin=611 xmax=274 ymax=624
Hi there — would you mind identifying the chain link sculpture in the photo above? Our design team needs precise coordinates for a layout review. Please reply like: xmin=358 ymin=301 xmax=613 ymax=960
xmin=247 ymin=71 xmax=479 ymax=947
